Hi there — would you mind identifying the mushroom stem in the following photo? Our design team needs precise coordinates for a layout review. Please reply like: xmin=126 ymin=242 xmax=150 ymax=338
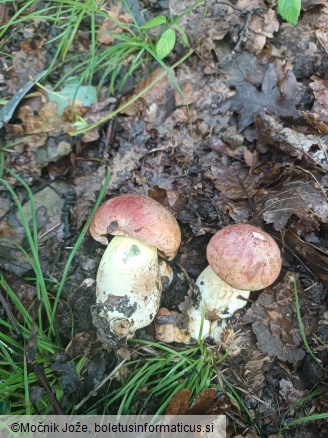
xmin=187 ymin=265 xmax=250 ymax=342
xmin=154 ymin=266 xmax=250 ymax=344
xmin=92 ymin=235 xmax=161 ymax=345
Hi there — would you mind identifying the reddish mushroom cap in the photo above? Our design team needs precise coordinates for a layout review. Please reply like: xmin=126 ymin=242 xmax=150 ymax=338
xmin=206 ymin=224 xmax=281 ymax=291
xmin=90 ymin=194 xmax=181 ymax=260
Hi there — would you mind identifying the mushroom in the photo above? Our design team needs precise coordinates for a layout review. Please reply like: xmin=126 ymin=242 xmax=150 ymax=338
xmin=153 ymin=224 xmax=281 ymax=344
xmin=90 ymin=194 xmax=181 ymax=347
xmin=187 ymin=224 xmax=282 ymax=342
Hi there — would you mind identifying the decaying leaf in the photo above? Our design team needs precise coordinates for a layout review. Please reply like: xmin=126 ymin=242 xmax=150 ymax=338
xmin=6 ymin=102 xmax=71 ymax=139
xmin=65 ymin=332 xmax=99 ymax=358
xmin=0 ymin=70 xmax=47 ymax=129
xmin=165 ymin=388 xmax=191 ymax=415
xmin=262 ymin=180 xmax=328 ymax=230
xmin=219 ymin=64 xmax=301 ymax=131
xmin=188 ymin=389 xmax=231 ymax=415
xmin=309 ymin=75 xmax=328 ymax=122
xmin=206 ymin=163 xmax=262 ymax=200
xmin=282 ymin=229 xmax=328 ymax=287
xmin=279 ymin=378 xmax=306 ymax=404
xmin=246 ymin=272 xmax=306 ymax=364
xmin=6 ymin=39 xmax=46 ymax=95
xmin=166 ymin=388 xmax=231 ymax=415
xmin=97 ymin=6 xmax=132 ymax=45
xmin=256 ymin=113 xmax=328 ymax=171
xmin=245 ymin=9 xmax=279 ymax=55
xmin=0 ymin=2 xmax=9 ymax=27
xmin=223 ymin=330 xmax=273 ymax=397
xmin=316 ymin=28 xmax=328 ymax=55
xmin=119 ymin=68 xmax=172 ymax=119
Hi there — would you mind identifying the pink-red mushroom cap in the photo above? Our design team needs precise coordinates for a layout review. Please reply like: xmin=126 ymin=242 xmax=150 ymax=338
xmin=206 ymin=224 xmax=281 ymax=291
xmin=90 ymin=194 xmax=181 ymax=260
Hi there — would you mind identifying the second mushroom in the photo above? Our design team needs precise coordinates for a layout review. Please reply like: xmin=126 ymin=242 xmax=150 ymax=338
xmin=156 ymin=224 xmax=282 ymax=344
xmin=90 ymin=193 xmax=181 ymax=347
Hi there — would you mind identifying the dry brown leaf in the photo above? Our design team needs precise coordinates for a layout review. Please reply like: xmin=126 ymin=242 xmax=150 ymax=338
xmin=243 ymin=148 xmax=259 ymax=171
xmin=262 ymin=180 xmax=328 ymax=230
xmin=7 ymin=40 xmax=46 ymax=95
xmin=165 ymin=388 xmax=231 ymax=416
xmin=10 ymin=102 xmax=70 ymax=137
xmin=97 ymin=6 xmax=132 ymax=45
xmin=246 ymin=9 xmax=279 ymax=55
xmin=316 ymin=28 xmax=328 ymax=55
xmin=188 ymin=389 xmax=231 ymax=415
xmin=119 ymin=68 xmax=170 ymax=117
xmin=0 ymin=2 xmax=9 ymax=27
xmin=309 ymin=75 xmax=328 ymax=122
xmin=206 ymin=162 xmax=262 ymax=200
xmin=165 ymin=388 xmax=191 ymax=415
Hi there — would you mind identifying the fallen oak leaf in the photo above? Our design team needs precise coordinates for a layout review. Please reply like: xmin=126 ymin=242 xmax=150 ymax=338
xmin=219 ymin=64 xmax=300 ymax=131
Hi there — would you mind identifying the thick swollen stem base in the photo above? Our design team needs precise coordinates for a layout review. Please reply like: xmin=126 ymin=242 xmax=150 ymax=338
xmin=92 ymin=235 xmax=162 ymax=348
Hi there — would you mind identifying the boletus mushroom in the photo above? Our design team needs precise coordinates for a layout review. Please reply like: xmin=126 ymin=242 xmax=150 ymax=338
xmin=156 ymin=224 xmax=281 ymax=344
xmin=90 ymin=193 xmax=181 ymax=347
xmin=188 ymin=224 xmax=282 ymax=342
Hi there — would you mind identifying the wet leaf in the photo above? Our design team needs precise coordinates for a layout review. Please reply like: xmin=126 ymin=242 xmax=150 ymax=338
xmin=247 ymin=272 xmax=306 ymax=364
xmin=219 ymin=64 xmax=300 ymax=131
xmin=256 ymin=113 xmax=328 ymax=172
xmin=282 ymin=229 xmax=328 ymax=287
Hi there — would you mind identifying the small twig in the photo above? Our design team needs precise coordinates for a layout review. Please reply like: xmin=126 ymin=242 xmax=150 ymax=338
xmin=0 ymin=289 xmax=22 ymax=338
xmin=33 ymin=364 xmax=65 ymax=415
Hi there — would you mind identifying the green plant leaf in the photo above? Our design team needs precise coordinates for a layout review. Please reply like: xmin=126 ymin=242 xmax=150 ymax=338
xmin=173 ymin=23 xmax=189 ymax=47
xmin=278 ymin=0 xmax=301 ymax=26
xmin=156 ymin=29 xmax=176 ymax=59
xmin=140 ymin=15 xmax=167 ymax=29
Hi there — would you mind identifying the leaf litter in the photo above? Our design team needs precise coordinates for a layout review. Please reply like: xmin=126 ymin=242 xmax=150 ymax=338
xmin=0 ymin=0 xmax=328 ymax=435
